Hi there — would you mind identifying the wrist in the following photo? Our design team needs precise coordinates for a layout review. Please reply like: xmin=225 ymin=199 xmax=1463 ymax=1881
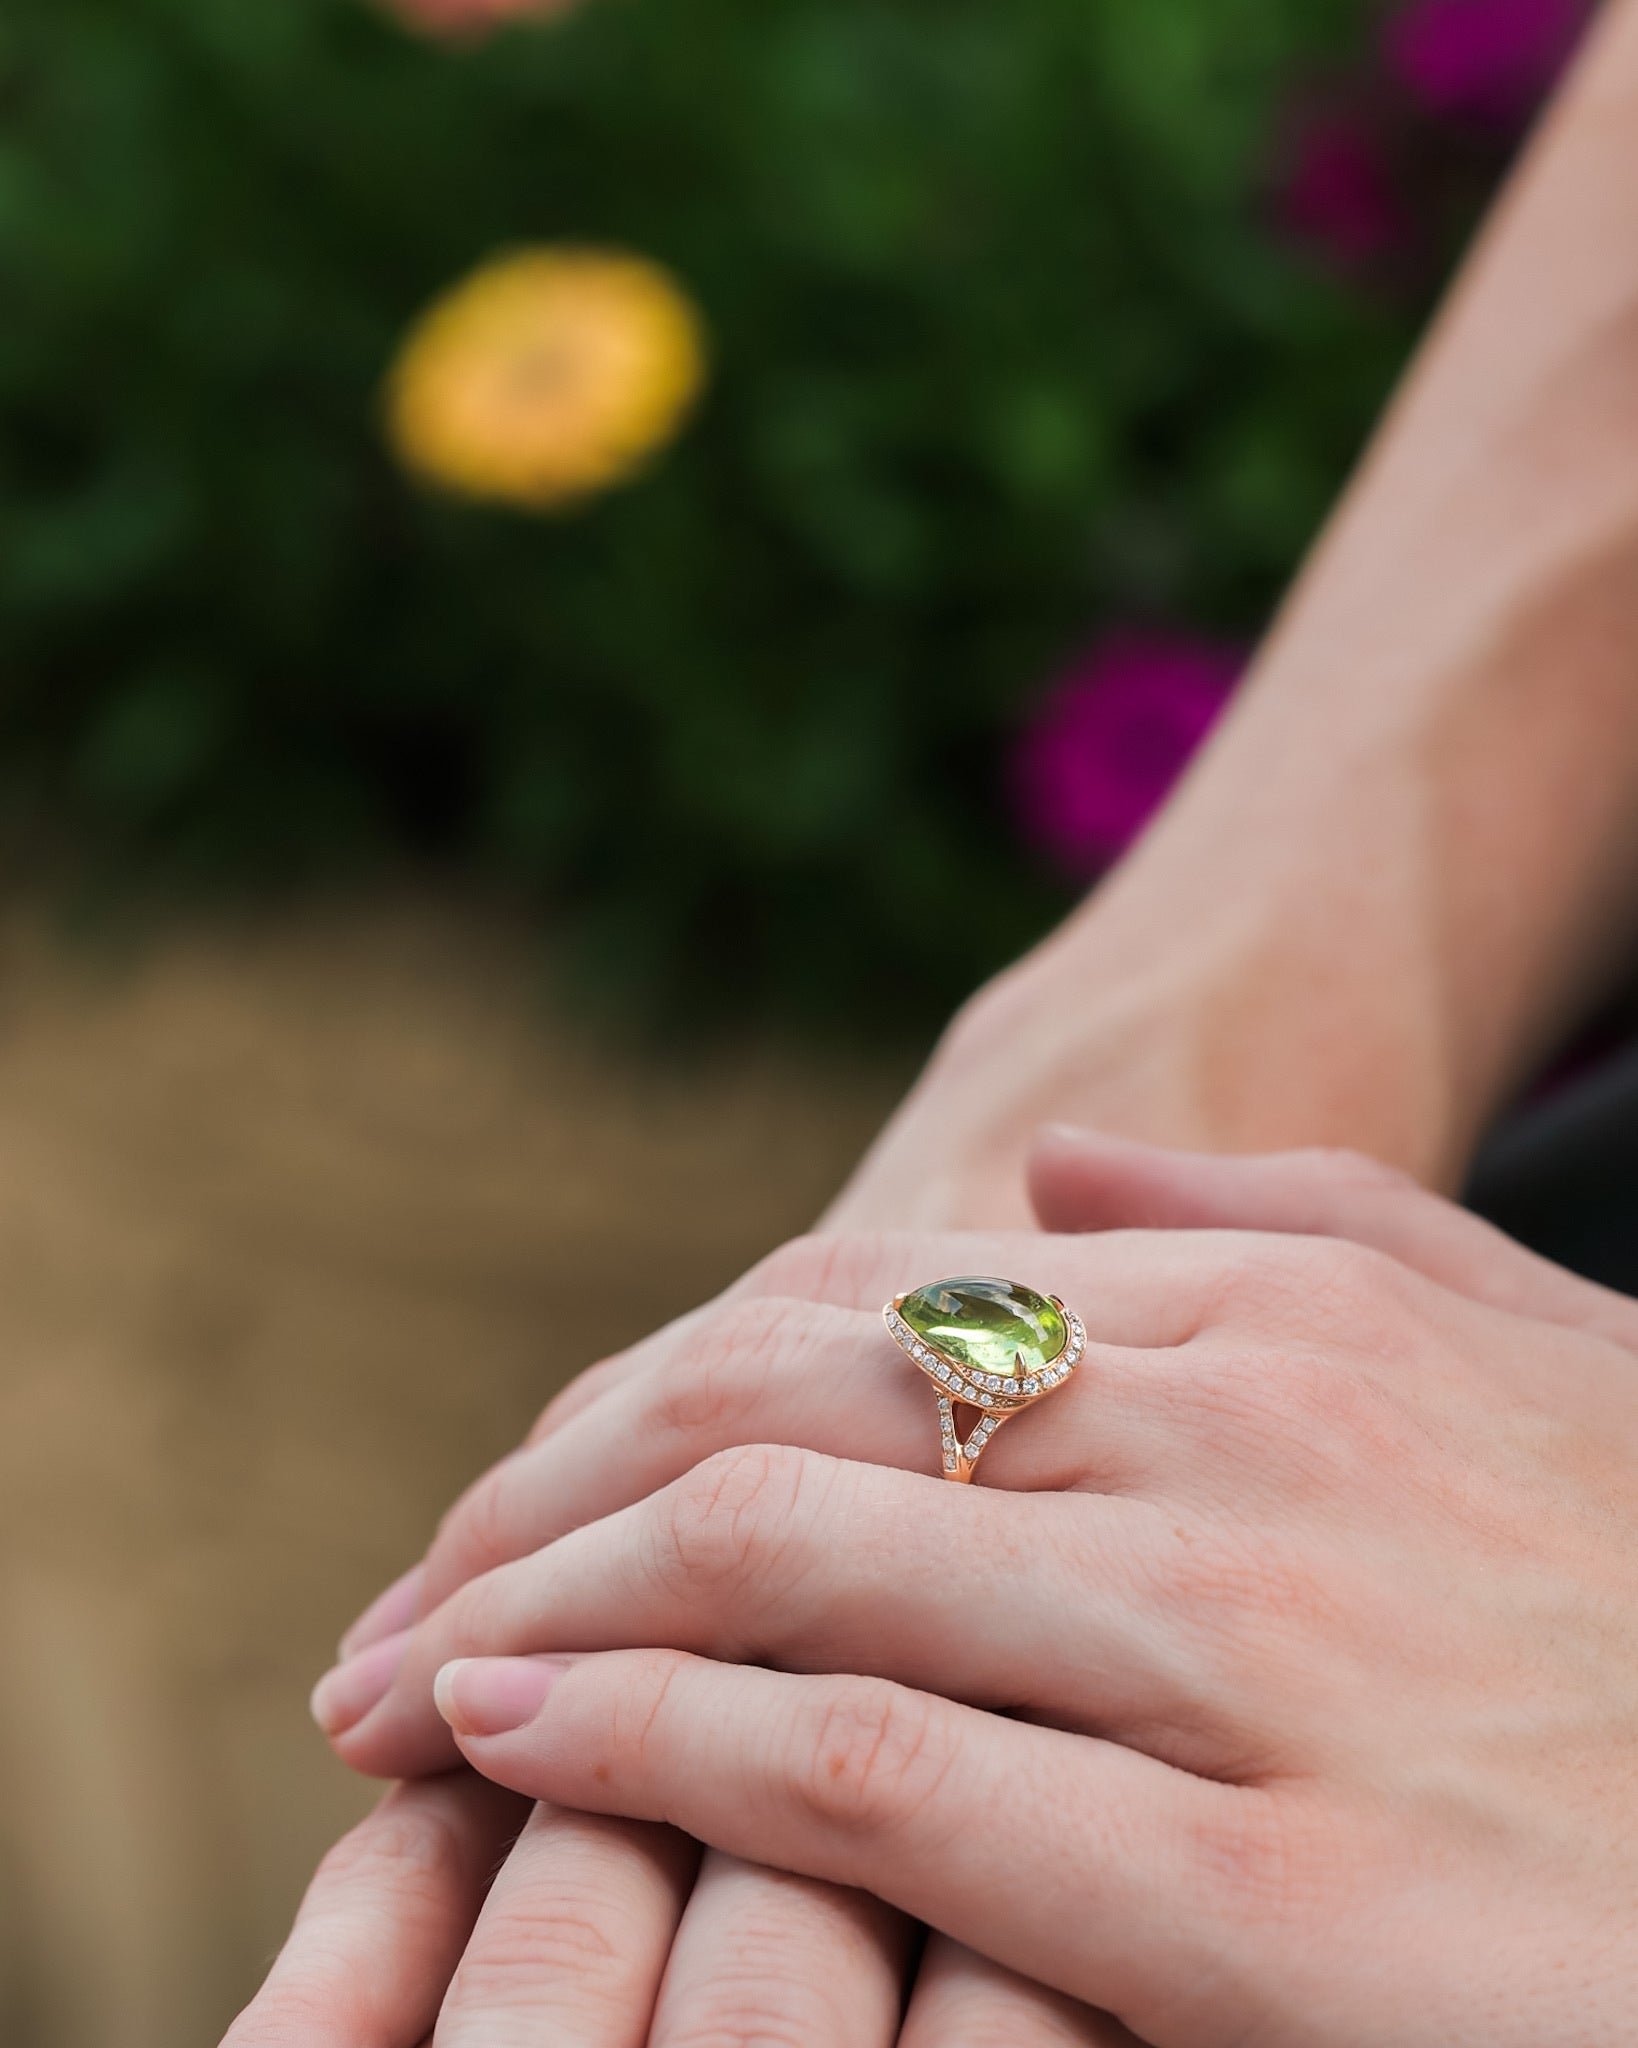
xmin=827 ymin=885 xmax=1465 ymax=1234
xmin=824 ymin=934 xmax=1252 ymax=1233
xmin=1034 ymin=877 xmax=1469 ymax=1186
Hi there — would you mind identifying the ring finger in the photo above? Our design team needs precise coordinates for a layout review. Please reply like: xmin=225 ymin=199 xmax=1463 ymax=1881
xmin=397 ymin=1225 xmax=1254 ymax=1621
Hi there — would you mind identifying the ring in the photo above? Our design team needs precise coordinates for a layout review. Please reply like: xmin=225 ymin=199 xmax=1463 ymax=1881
xmin=883 ymin=1276 xmax=1085 ymax=1484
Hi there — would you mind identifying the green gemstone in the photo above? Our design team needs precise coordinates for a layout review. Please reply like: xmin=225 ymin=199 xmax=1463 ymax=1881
xmin=898 ymin=1276 xmax=1067 ymax=1382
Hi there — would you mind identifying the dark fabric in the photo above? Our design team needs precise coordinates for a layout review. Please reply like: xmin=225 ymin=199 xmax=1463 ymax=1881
xmin=1466 ymin=1045 xmax=1638 ymax=1295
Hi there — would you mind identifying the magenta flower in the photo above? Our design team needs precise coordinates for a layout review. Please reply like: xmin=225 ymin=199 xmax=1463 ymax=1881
xmin=378 ymin=0 xmax=579 ymax=39
xmin=1277 ymin=108 xmax=1407 ymax=268
xmin=1385 ymin=0 xmax=1591 ymax=122
xmin=1010 ymin=632 xmax=1242 ymax=879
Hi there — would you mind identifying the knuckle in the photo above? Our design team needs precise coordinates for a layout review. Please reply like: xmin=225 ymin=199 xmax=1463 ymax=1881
xmin=1183 ymin=1334 xmax=1383 ymax=1474
xmin=1299 ymin=1237 xmax=1421 ymax=1359
xmin=647 ymin=1298 xmax=789 ymax=1438
xmin=432 ymin=1465 xmax=517 ymax=1586
xmin=227 ymin=1790 xmax=486 ymax=2047
xmin=795 ymin=1677 xmax=953 ymax=1837
xmin=1302 ymin=1232 xmax=1398 ymax=1296
xmin=664 ymin=2008 xmax=811 ymax=2048
xmin=744 ymin=1231 xmax=836 ymax=1297
xmin=1223 ymin=1232 xmax=1409 ymax=1344
xmin=526 ymin=1353 xmax=623 ymax=1445
xmin=444 ymin=1907 xmax=620 ymax=2007
xmin=221 ymin=1983 xmax=345 ymax=2047
xmin=607 ymin=1650 xmax=690 ymax=1773
xmin=304 ymin=1796 xmax=466 ymax=1925
xmin=1181 ymin=1334 xmax=1327 ymax=1431
xmin=443 ymin=1550 xmax=527 ymax=1658
xmin=651 ymin=1443 xmax=812 ymax=1600
xmin=744 ymin=1230 xmax=885 ymax=1305
xmin=659 ymin=1887 xmax=874 ymax=2045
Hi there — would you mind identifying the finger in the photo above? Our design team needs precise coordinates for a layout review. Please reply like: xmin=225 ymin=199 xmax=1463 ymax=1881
xmin=420 ymin=1302 xmax=931 ymax=1611
xmin=338 ymin=1341 xmax=660 ymax=1660
xmin=434 ymin=1803 xmax=697 ymax=2047
xmin=222 ymin=1773 xmax=525 ymax=2048
xmin=415 ymin=1294 xmax=1165 ymax=1618
xmin=525 ymin=1344 xmax=654 ymax=1446
xmin=351 ymin=1224 xmax=1266 ymax=1659
xmin=340 ymin=1562 xmax=428 ymax=1661
xmin=339 ymin=1317 xmax=721 ymax=1664
xmin=436 ymin=1649 xmax=1282 ymax=2042
xmin=416 ymin=1227 xmax=1245 ymax=1611
xmin=519 ymin=1299 xmax=731 ymax=1450
xmin=650 ymin=1852 xmax=909 ymax=2047
xmin=901 ymin=1937 xmax=1140 ymax=2048
xmin=1028 ymin=1127 xmax=1638 ymax=1350
xmin=319 ymin=1450 xmax=1213 ymax=1780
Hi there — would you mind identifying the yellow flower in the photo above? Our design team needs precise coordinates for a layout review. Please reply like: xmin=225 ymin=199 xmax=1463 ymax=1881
xmin=386 ymin=248 xmax=707 ymax=510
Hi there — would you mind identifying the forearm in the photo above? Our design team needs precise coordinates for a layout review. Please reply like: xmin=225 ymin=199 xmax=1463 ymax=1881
xmin=1112 ymin=0 xmax=1638 ymax=1158
xmin=836 ymin=0 xmax=1638 ymax=1225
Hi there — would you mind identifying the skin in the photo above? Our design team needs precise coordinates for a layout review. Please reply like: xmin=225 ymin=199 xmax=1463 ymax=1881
xmin=333 ymin=1139 xmax=1638 ymax=2043
xmin=227 ymin=0 xmax=1638 ymax=2035
xmin=835 ymin=0 xmax=1638 ymax=1228
xmin=219 ymin=1774 xmax=528 ymax=2048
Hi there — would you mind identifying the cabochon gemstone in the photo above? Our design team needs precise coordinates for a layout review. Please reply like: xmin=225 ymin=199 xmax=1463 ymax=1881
xmin=897 ymin=1277 xmax=1068 ymax=1383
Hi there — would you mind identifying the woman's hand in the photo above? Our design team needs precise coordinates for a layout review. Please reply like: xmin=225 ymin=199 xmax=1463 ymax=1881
xmin=312 ymin=1144 xmax=1638 ymax=2043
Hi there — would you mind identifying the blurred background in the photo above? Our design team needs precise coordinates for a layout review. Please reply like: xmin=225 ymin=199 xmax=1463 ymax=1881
xmin=0 ymin=0 xmax=1594 ymax=2038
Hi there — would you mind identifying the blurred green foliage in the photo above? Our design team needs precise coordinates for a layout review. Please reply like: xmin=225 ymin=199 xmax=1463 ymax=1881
xmin=0 ymin=0 xmax=1407 ymax=1025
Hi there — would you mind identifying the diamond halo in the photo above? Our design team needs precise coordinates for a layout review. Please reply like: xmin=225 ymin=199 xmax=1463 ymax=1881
xmin=883 ymin=1277 xmax=1085 ymax=1484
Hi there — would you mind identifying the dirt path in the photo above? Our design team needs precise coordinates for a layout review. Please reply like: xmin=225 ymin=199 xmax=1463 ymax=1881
xmin=0 ymin=900 xmax=904 ymax=2047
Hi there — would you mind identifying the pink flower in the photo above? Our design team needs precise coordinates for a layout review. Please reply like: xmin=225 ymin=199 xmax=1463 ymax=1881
xmin=1276 ymin=108 xmax=1407 ymax=268
xmin=1010 ymin=632 xmax=1242 ymax=879
xmin=380 ymin=0 xmax=579 ymax=39
xmin=1385 ymin=0 xmax=1591 ymax=122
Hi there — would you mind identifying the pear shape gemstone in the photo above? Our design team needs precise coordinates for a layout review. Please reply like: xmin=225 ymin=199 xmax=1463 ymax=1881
xmin=897 ymin=1276 xmax=1067 ymax=1384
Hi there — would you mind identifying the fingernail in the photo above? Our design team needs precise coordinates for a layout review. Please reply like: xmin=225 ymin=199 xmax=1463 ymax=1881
xmin=338 ymin=1563 xmax=427 ymax=1661
xmin=434 ymin=1656 xmax=571 ymax=1738
xmin=309 ymin=1628 xmax=413 ymax=1738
